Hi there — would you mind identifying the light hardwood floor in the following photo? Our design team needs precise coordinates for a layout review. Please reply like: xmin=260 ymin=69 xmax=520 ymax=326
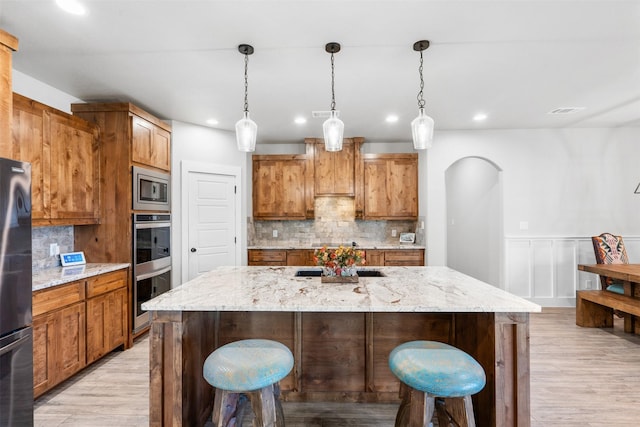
xmin=34 ymin=308 xmax=640 ymax=426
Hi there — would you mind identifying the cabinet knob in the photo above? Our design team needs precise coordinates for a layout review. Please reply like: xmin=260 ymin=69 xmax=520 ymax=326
xmin=190 ymin=248 xmax=197 ymax=253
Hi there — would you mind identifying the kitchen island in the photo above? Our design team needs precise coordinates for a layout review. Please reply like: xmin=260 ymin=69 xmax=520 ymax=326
xmin=142 ymin=266 xmax=540 ymax=427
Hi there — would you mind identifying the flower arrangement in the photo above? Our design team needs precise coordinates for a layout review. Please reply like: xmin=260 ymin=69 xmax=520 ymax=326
xmin=314 ymin=245 xmax=365 ymax=277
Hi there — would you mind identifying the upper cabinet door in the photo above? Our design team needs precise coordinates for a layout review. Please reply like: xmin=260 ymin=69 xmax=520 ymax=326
xmin=48 ymin=112 xmax=100 ymax=221
xmin=131 ymin=115 xmax=171 ymax=172
xmin=306 ymin=138 xmax=363 ymax=198
xmin=252 ymin=155 xmax=307 ymax=220
xmin=10 ymin=95 xmax=48 ymax=221
xmin=314 ymin=141 xmax=355 ymax=196
xmin=362 ymin=154 xmax=418 ymax=220
xmin=8 ymin=93 xmax=101 ymax=226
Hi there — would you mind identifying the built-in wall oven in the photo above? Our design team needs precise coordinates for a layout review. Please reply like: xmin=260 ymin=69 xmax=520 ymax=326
xmin=133 ymin=213 xmax=171 ymax=333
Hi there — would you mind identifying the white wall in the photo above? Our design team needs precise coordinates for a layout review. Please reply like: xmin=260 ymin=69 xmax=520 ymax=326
xmin=446 ymin=157 xmax=501 ymax=287
xmin=170 ymin=120 xmax=247 ymax=286
xmin=427 ymin=127 xmax=640 ymax=304
xmin=12 ymin=70 xmax=82 ymax=112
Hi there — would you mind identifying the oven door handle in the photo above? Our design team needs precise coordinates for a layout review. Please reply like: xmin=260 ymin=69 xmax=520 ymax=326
xmin=136 ymin=266 xmax=171 ymax=281
xmin=135 ymin=222 xmax=171 ymax=229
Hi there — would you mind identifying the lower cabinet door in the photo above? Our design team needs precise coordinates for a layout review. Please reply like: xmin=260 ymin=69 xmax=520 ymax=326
xmin=86 ymin=288 xmax=128 ymax=364
xmin=32 ymin=302 xmax=86 ymax=398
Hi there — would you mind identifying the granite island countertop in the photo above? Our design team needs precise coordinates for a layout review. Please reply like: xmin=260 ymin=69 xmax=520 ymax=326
xmin=32 ymin=263 xmax=131 ymax=292
xmin=142 ymin=266 xmax=540 ymax=313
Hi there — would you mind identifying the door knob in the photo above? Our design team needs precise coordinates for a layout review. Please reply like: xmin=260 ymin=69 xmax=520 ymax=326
xmin=190 ymin=248 xmax=196 ymax=252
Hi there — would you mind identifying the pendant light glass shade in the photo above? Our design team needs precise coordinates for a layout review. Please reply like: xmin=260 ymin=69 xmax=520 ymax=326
xmin=236 ymin=111 xmax=257 ymax=152
xmin=323 ymin=111 xmax=344 ymax=152
xmin=411 ymin=107 xmax=434 ymax=150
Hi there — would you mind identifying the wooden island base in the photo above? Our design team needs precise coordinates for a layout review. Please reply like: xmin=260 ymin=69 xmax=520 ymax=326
xmin=149 ymin=310 xmax=530 ymax=427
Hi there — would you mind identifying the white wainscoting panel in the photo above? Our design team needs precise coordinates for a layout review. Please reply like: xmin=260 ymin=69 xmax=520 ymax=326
xmin=505 ymin=236 xmax=640 ymax=307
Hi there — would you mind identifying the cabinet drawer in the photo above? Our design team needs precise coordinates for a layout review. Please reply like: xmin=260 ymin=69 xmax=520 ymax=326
xmin=86 ymin=269 xmax=128 ymax=298
xmin=33 ymin=281 xmax=85 ymax=317
xmin=384 ymin=250 xmax=424 ymax=266
xmin=248 ymin=250 xmax=287 ymax=263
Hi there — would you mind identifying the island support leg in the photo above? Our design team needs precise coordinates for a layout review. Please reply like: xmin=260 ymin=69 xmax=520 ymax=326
xmin=148 ymin=310 xmax=218 ymax=427
xmin=454 ymin=312 xmax=531 ymax=427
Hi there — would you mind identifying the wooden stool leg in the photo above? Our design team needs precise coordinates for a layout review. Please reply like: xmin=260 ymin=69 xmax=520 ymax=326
xmin=249 ymin=384 xmax=278 ymax=427
xmin=212 ymin=390 xmax=240 ymax=427
xmin=394 ymin=382 xmax=435 ymax=427
xmin=435 ymin=398 xmax=450 ymax=427
xmin=439 ymin=396 xmax=476 ymax=427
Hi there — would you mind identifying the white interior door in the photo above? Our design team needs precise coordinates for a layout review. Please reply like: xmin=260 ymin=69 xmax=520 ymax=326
xmin=187 ymin=170 xmax=237 ymax=280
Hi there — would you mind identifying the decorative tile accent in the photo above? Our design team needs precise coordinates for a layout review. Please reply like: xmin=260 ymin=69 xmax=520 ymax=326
xmin=249 ymin=196 xmax=422 ymax=247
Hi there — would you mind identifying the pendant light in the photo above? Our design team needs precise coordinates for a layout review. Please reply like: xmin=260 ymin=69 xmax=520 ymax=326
xmin=411 ymin=40 xmax=434 ymax=150
xmin=235 ymin=44 xmax=257 ymax=152
xmin=323 ymin=42 xmax=344 ymax=152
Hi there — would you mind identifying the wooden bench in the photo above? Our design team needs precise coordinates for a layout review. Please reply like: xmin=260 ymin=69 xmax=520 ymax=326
xmin=576 ymin=290 xmax=640 ymax=331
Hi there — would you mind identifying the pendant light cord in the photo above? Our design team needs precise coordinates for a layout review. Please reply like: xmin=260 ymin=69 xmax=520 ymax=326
xmin=243 ymin=53 xmax=249 ymax=113
xmin=417 ymin=50 xmax=425 ymax=109
xmin=330 ymin=51 xmax=336 ymax=111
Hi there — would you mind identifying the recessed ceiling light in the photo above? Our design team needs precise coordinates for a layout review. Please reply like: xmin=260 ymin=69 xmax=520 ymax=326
xmin=206 ymin=118 xmax=219 ymax=126
xmin=294 ymin=117 xmax=307 ymax=125
xmin=473 ymin=113 xmax=488 ymax=122
xmin=56 ymin=0 xmax=87 ymax=15
xmin=385 ymin=115 xmax=399 ymax=123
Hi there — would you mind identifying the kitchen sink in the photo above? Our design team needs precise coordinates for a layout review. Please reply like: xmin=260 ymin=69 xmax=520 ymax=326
xmin=294 ymin=269 xmax=385 ymax=277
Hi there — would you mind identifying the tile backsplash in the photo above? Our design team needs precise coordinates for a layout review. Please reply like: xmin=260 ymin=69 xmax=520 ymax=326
xmin=249 ymin=197 xmax=424 ymax=247
xmin=32 ymin=226 xmax=74 ymax=271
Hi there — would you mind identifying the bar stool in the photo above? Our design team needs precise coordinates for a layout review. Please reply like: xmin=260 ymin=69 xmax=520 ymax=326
xmin=203 ymin=339 xmax=294 ymax=427
xmin=388 ymin=341 xmax=486 ymax=427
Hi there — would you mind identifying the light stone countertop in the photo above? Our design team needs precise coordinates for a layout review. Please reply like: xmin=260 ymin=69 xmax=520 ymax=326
xmin=32 ymin=263 xmax=131 ymax=292
xmin=142 ymin=266 xmax=540 ymax=313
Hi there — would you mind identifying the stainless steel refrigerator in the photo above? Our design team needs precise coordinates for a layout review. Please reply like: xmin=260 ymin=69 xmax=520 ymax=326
xmin=0 ymin=158 xmax=33 ymax=426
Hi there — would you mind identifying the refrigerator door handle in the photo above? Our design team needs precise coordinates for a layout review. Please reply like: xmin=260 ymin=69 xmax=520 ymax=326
xmin=0 ymin=334 xmax=30 ymax=356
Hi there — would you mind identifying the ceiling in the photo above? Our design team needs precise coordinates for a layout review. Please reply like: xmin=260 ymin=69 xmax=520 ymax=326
xmin=1 ymin=0 xmax=639 ymax=145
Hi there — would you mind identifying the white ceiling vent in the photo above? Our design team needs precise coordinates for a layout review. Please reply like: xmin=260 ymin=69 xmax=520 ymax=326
xmin=311 ymin=110 xmax=340 ymax=118
xmin=548 ymin=107 xmax=585 ymax=115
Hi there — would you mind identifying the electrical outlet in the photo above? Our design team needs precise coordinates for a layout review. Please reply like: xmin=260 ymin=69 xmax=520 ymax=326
xmin=391 ymin=229 xmax=397 ymax=237
xmin=49 ymin=243 xmax=58 ymax=256
xmin=272 ymin=229 xmax=278 ymax=238
xmin=585 ymin=279 xmax=592 ymax=289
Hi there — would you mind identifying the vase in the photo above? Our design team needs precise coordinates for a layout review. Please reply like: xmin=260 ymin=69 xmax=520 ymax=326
xmin=321 ymin=266 xmax=358 ymax=283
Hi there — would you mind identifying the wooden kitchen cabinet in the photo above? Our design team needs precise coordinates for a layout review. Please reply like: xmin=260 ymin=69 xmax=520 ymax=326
xmin=0 ymin=30 xmax=17 ymax=155
xmin=286 ymin=249 xmax=315 ymax=266
xmin=364 ymin=250 xmax=385 ymax=266
xmin=252 ymin=155 xmax=307 ymax=220
xmin=305 ymin=137 xmax=363 ymax=197
xmin=364 ymin=249 xmax=424 ymax=266
xmin=131 ymin=114 xmax=171 ymax=171
xmin=248 ymin=249 xmax=316 ymax=266
xmin=248 ymin=249 xmax=286 ymax=266
xmin=32 ymin=268 xmax=130 ymax=398
xmin=32 ymin=281 xmax=86 ymax=398
xmin=85 ymin=270 xmax=128 ymax=364
xmin=361 ymin=153 xmax=418 ymax=220
xmin=8 ymin=93 xmax=100 ymax=226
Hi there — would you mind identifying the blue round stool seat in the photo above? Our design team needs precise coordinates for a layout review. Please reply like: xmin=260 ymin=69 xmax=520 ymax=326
xmin=389 ymin=340 xmax=486 ymax=398
xmin=203 ymin=339 xmax=294 ymax=392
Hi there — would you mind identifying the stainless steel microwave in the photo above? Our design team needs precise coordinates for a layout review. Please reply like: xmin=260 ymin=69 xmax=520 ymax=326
xmin=132 ymin=166 xmax=170 ymax=211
